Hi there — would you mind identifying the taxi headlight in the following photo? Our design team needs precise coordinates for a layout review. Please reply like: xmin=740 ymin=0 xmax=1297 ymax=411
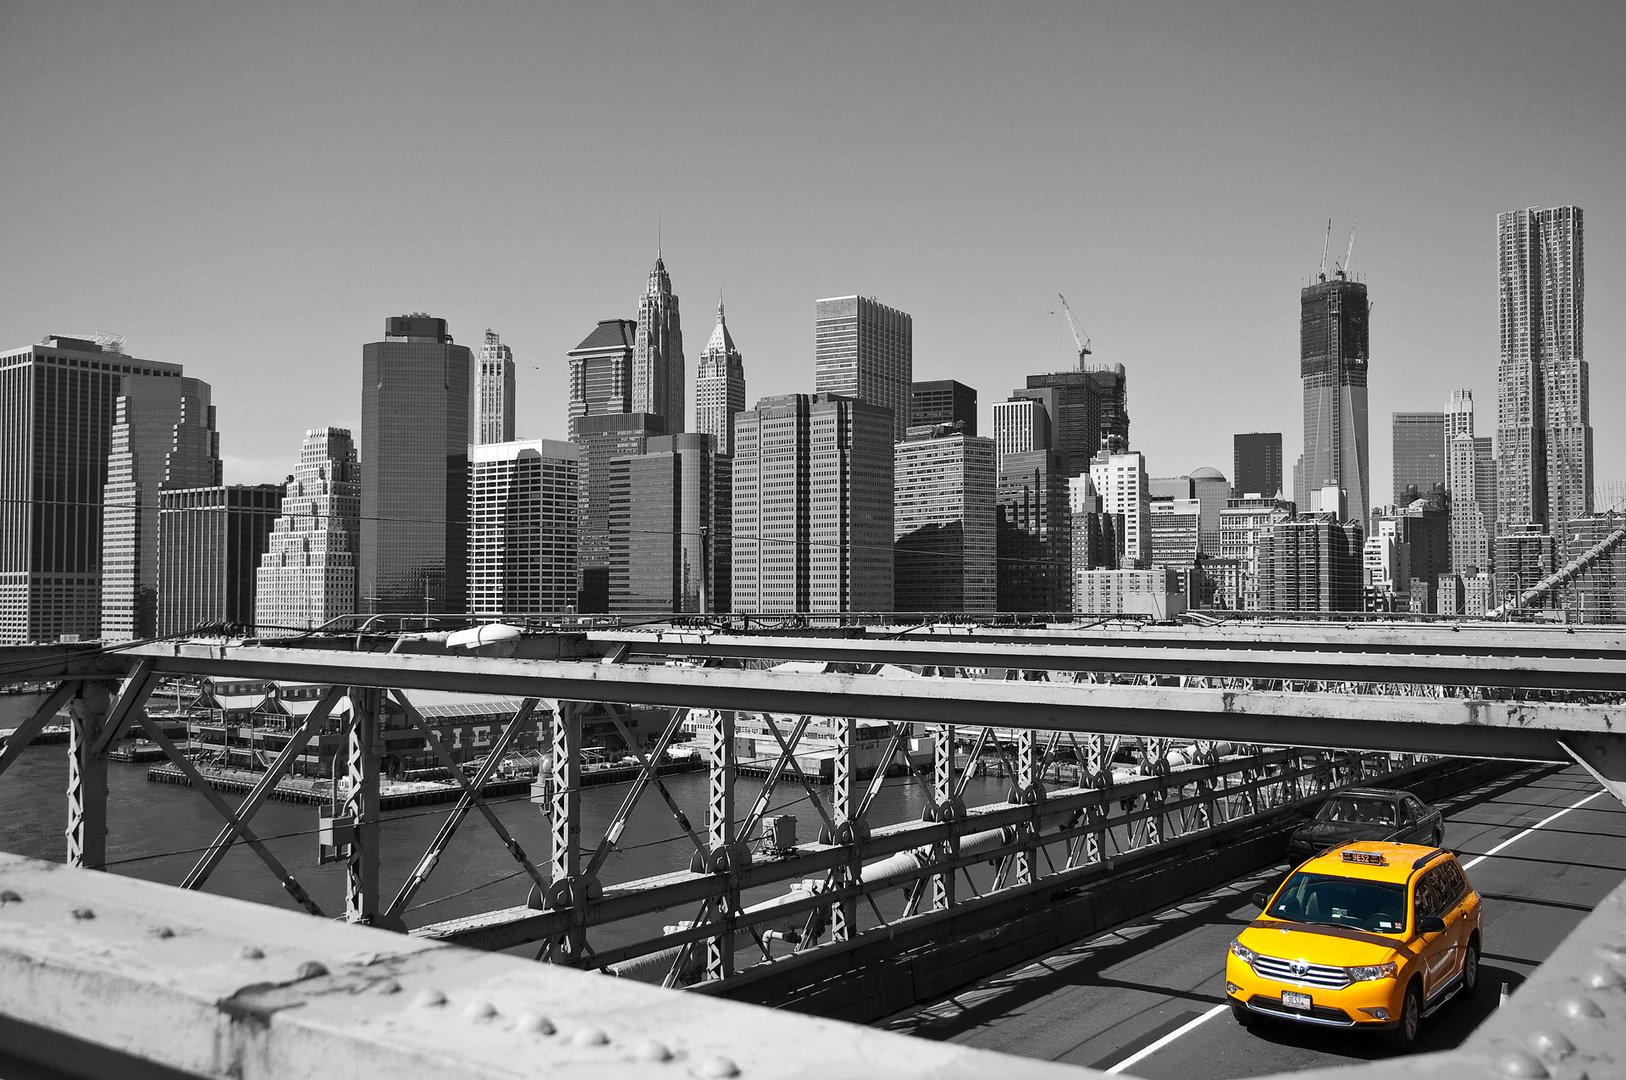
xmin=1346 ymin=961 xmax=1398 ymax=982
xmin=1229 ymin=939 xmax=1258 ymax=966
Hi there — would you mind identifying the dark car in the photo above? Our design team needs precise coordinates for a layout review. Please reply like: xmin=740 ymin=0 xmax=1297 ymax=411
xmin=1286 ymin=788 xmax=1444 ymax=862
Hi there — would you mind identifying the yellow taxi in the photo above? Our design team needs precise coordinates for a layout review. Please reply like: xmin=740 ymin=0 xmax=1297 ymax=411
xmin=1226 ymin=841 xmax=1482 ymax=1051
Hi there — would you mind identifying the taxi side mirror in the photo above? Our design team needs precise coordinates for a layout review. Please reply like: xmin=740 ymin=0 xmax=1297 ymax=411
xmin=1417 ymin=914 xmax=1447 ymax=934
xmin=1251 ymin=891 xmax=1271 ymax=909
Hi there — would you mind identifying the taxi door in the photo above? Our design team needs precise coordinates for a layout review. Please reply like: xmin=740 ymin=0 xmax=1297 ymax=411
xmin=1411 ymin=865 xmax=1458 ymax=1000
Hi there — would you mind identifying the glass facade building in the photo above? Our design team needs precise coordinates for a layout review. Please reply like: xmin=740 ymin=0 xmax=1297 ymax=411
xmin=1294 ymin=275 xmax=1371 ymax=528
xmin=910 ymin=380 xmax=977 ymax=437
xmin=997 ymin=448 xmax=1071 ymax=610
xmin=1391 ymin=411 xmax=1446 ymax=504
xmin=360 ymin=315 xmax=472 ymax=617
xmin=156 ymin=484 xmax=283 ymax=636
xmin=814 ymin=296 xmax=913 ymax=443
xmin=1233 ymin=432 xmax=1283 ymax=498
xmin=604 ymin=433 xmax=723 ymax=613
xmin=894 ymin=425 xmax=997 ymax=612
xmin=0 ymin=335 xmax=183 ymax=643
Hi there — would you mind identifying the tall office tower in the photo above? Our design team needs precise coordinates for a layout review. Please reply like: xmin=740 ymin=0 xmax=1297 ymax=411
xmin=1069 ymin=473 xmax=1120 ymax=577
xmin=1149 ymin=497 xmax=1201 ymax=569
xmin=0 ymin=335 xmax=184 ymax=643
xmin=572 ymin=413 xmax=663 ymax=612
xmin=894 ymin=423 xmax=997 ymax=612
xmin=1255 ymin=515 xmax=1362 ymax=612
xmin=567 ymin=319 xmax=638 ymax=440
xmin=911 ymin=380 xmax=978 ymax=436
xmin=1023 ymin=372 xmax=1101 ymax=477
xmin=814 ymin=296 xmax=913 ymax=443
xmin=254 ymin=428 xmax=361 ymax=635
xmin=1233 ymin=432 xmax=1283 ymax=497
xmin=1371 ymin=503 xmax=1448 ymax=612
xmin=634 ymin=256 xmax=685 ymax=434
xmin=1445 ymin=389 xmax=1497 ymax=572
xmin=360 ymin=315 xmax=472 ymax=617
xmin=1497 ymin=206 xmax=1590 ymax=533
xmin=694 ymin=297 xmax=745 ymax=455
xmin=101 ymin=376 xmax=220 ymax=640
xmin=732 ymin=394 xmax=893 ymax=612
xmin=476 ymin=330 xmax=516 ymax=445
xmin=1392 ymin=412 xmax=1446 ymax=504
xmin=997 ymin=449 xmax=1071 ymax=610
xmin=467 ymin=439 xmax=577 ymax=617
xmin=1086 ymin=365 xmax=1130 ymax=450
xmin=605 ymin=433 xmax=725 ymax=613
xmin=1090 ymin=440 xmax=1151 ymax=568
xmin=1220 ymin=495 xmax=1295 ymax=611
xmin=156 ymin=485 xmax=283 ymax=636
xmin=1294 ymin=272 xmax=1371 ymax=526
xmin=993 ymin=395 xmax=1052 ymax=462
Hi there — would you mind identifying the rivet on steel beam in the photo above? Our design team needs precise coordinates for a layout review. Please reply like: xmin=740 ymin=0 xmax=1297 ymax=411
xmin=413 ymin=989 xmax=447 ymax=1008
xmin=572 ymin=1027 xmax=609 ymax=1047
xmin=148 ymin=925 xmax=175 ymax=939
xmin=699 ymin=1055 xmax=741 ymax=1078
xmin=1582 ymin=966 xmax=1625 ymax=991
xmin=1495 ymin=1050 xmax=1549 ymax=1078
xmin=633 ymin=1039 xmax=673 ymax=1062
xmin=373 ymin=979 xmax=402 ymax=995
xmin=513 ymin=1013 xmax=555 ymax=1036
xmin=296 ymin=961 xmax=329 ymax=980
xmin=69 ymin=907 xmax=95 ymax=920
xmin=1556 ymin=996 xmax=1604 ymax=1020
xmin=464 ymin=1001 xmax=498 ymax=1021
xmin=1527 ymin=1030 xmax=1575 ymax=1059
xmin=238 ymin=946 xmax=265 ymax=960
xmin=0 ymin=889 xmax=21 ymax=904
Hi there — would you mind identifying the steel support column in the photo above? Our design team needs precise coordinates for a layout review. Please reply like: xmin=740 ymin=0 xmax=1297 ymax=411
xmin=344 ymin=685 xmax=382 ymax=924
xmin=547 ymin=700 xmax=586 ymax=963
xmin=65 ymin=682 xmax=113 ymax=869
xmin=932 ymin=723 xmax=956 ymax=910
xmin=1016 ymin=729 xmax=1039 ymax=886
xmin=831 ymin=715 xmax=857 ymax=942
xmin=706 ymin=708 xmax=736 ymax=981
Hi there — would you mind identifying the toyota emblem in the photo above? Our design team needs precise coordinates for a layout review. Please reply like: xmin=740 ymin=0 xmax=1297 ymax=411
xmin=1290 ymin=958 xmax=1309 ymax=977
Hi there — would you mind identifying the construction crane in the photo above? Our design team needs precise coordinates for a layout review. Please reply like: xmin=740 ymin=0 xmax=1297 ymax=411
xmin=1057 ymin=292 xmax=1091 ymax=367
xmin=1336 ymin=222 xmax=1358 ymax=278
xmin=1320 ymin=219 xmax=1332 ymax=281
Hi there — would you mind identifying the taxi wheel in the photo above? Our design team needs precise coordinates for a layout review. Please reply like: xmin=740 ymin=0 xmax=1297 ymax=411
xmin=1230 ymin=1000 xmax=1255 ymax=1028
xmin=1383 ymin=981 xmax=1423 ymax=1052
xmin=1461 ymin=937 xmax=1480 ymax=998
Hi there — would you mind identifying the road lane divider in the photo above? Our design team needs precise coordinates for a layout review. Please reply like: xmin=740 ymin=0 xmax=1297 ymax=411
xmin=1461 ymin=788 xmax=1606 ymax=870
xmin=1103 ymin=1003 xmax=1227 ymax=1075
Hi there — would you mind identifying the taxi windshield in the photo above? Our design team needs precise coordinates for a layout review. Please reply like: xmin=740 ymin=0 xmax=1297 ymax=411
xmin=1315 ymin=796 xmax=1398 ymax=826
xmin=1267 ymin=871 xmax=1407 ymax=934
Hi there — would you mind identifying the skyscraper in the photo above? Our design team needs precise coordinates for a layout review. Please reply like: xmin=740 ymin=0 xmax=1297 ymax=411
xmin=360 ymin=315 xmax=472 ymax=617
xmin=895 ymin=424 xmax=997 ymax=612
xmin=1090 ymin=440 xmax=1151 ymax=568
xmin=732 ymin=394 xmax=893 ymax=612
xmin=1497 ymin=206 xmax=1590 ymax=534
xmin=1392 ymin=412 xmax=1446 ymax=504
xmin=567 ymin=319 xmax=638 ymax=440
xmin=814 ymin=296 xmax=913 ymax=443
xmin=1256 ymin=515 xmax=1363 ymax=613
xmin=476 ymin=329 xmax=516 ymax=445
xmin=1233 ymin=432 xmax=1283 ymax=498
xmin=996 ymin=449 xmax=1071 ymax=611
xmin=911 ymin=380 xmax=977 ymax=436
xmin=255 ymin=428 xmax=361 ymax=634
xmin=101 ymin=375 xmax=220 ymax=640
xmin=1295 ymin=273 xmax=1371 ymax=526
xmin=572 ymin=412 xmax=662 ymax=612
xmin=0 ymin=335 xmax=183 ymax=643
xmin=605 ymin=433 xmax=724 ymax=613
xmin=634 ymin=256 xmax=684 ymax=434
xmin=1445 ymin=389 xmax=1496 ymax=572
xmin=694 ymin=296 xmax=745 ymax=456
xmin=467 ymin=439 xmax=577 ymax=617
xmin=1022 ymin=372 xmax=1101 ymax=477
xmin=156 ymin=484 xmax=283 ymax=636
xmin=993 ymin=395 xmax=1052 ymax=462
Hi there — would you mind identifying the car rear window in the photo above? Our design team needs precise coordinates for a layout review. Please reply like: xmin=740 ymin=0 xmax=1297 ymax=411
xmin=1315 ymin=796 xmax=1399 ymax=826
xmin=1269 ymin=871 xmax=1407 ymax=934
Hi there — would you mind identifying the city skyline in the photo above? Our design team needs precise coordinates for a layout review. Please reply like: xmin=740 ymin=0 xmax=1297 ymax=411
xmin=4 ymin=4 xmax=1620 ymax=504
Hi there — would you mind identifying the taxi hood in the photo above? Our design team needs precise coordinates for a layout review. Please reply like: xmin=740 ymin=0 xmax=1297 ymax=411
xmin=1240 ymin=919 xmax=1414 ymax=966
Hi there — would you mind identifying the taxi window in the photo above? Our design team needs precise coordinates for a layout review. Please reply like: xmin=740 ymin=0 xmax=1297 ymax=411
xmin=1270 ymin=871 xmax=1407 ymax=934
xmin=1413 ymin=866 xmax=1451 ymax=919
xmin=1435 ymin=861 xmax=1466 ymax=906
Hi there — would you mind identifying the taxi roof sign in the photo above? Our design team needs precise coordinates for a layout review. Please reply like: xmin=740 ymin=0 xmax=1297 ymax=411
xmin=1341 ymin=850 xmax=1387 ymax=866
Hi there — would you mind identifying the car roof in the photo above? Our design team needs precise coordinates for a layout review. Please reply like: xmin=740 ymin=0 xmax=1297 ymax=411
xmin=1295 ymin=841 xmax=1447 ymax=884
xmin=1331 ymin=788 xmax=1410 ymax=800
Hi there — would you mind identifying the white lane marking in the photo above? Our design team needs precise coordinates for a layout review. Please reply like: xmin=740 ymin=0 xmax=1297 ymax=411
xmin=1461 ymin=788 xmax=1606 ymax=870
xmin=1104 ymin=1003 xmax=1227 ymax=1075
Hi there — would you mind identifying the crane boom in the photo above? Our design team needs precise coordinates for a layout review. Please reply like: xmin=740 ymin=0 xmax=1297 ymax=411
xmin=1057 ymin=292 xmax=1091 ymax=365
xmin=1320 ymin=218 xmax=1332 ymax=280
xmin=1337 ymin=222 xmax=1357 ymax=277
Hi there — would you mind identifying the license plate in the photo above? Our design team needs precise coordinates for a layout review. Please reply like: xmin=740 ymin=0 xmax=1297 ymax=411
xmin=1281 ymin=991 xmax=1313 ymax=1011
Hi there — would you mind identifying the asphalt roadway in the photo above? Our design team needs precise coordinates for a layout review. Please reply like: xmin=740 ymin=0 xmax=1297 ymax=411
xmin=883 ymin=762 xmax=1626 ymax=1078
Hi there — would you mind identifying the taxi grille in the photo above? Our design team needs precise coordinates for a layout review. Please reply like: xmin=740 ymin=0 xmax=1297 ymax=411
xmin=1251 ymin=955 xmax=1351 ymax=989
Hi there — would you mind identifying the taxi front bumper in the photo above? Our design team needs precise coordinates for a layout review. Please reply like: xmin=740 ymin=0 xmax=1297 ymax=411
xmin=1226 ymin=955 xmax=1402 ymax=1030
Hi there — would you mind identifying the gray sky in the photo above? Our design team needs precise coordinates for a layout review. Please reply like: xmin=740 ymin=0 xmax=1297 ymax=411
xmin=3 ymin=1 xmax=1622 ymax=504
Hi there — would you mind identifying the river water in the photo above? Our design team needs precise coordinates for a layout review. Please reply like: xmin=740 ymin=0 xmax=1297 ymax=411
xmin=0 ymin=693 xmax=1020 ymax=955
